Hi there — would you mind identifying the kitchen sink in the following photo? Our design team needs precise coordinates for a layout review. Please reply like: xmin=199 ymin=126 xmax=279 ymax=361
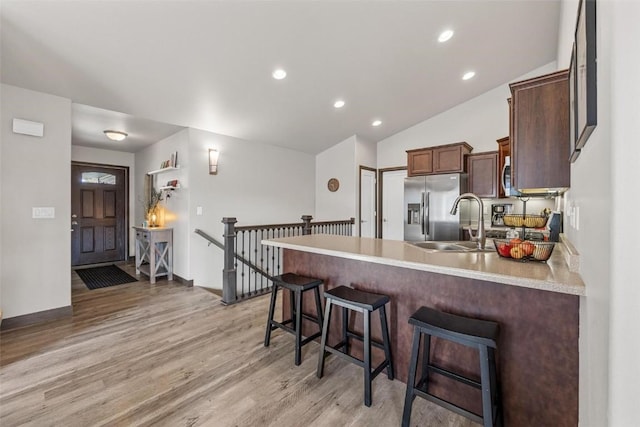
xmin=411 ymin=241 xmax=494 ymax=252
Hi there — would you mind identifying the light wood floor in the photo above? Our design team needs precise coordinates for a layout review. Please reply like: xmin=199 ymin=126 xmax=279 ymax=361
xmin=0 ymin=263 xmax=473 ymax=426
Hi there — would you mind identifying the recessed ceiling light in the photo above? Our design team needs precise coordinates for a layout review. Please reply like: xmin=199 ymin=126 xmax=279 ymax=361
xmin=272 ymin=69 xmax=287 ymax=80
xmin=372 ymin=120 xmax=382 ymax=127
xmin=103 ymin=130 xmax=127 ymax=141
xmin=334 ymin=100 xmax=345 ymax=108
xmin=462 ymin=71 xmax=476 ymax=81
xmin=438 ymin=30 xmax=454 ymax=43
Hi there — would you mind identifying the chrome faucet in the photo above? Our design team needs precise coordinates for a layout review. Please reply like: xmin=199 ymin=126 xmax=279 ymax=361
xmin=450 ymin=192 xmax=486 ymax=250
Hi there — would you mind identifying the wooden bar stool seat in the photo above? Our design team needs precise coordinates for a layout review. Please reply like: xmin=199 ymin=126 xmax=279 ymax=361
xmin=316 ymin=285 xmax=394 ymax=407
xmin=264 ymin=273 xmax=324 ymax=366
xmin=402 ymin=306 xmax=501 ymax=427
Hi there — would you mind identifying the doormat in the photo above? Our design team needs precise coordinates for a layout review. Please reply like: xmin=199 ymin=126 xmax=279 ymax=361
xmin=76 ymin=265 xmax=138 ymax=290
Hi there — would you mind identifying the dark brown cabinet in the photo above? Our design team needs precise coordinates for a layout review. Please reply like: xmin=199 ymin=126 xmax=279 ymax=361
xmin=467 ymin=151 xmax=498 ymax=198
xmin=496 ymin=136 xmax=510 ymax=198
xmin=509 ymin=69 xmax=570 ymax=193
xmin=407 ymin=142 xmax=472 ymax=177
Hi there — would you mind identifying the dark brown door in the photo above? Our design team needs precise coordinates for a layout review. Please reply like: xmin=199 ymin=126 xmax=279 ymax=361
xmin=71 ymin=163 xmax=127 ymax=266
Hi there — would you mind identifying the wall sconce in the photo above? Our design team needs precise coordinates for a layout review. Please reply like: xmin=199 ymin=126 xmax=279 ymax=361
xmin=209 ymin=149 xmax=219 ymax=174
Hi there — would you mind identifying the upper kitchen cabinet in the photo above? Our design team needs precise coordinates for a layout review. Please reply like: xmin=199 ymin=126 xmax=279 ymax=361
xmin=407 ymin=142 xmax=472 ymax=177
xmin=467 ymin=151 xmax=498 ymax=198
xmin=509 ymin=69 xmax=570 ymax=194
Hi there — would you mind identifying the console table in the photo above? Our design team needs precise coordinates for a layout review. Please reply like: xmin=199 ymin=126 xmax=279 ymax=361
xmin=133 ymin=226 xmax=173 ymax=284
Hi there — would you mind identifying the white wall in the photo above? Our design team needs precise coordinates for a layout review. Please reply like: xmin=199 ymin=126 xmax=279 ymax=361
xmin=559 ymin=1 xmax=640 ymax=425
xmin=188 ymin=128 xmax=315 ymax=289
xmin=608 ymin=3 xmax=640 ymax=424
xmin=71 ymin=146 xmax=136 ymax=255
xmin=135 ymin=129 xmax=190 ymax=279
xmin=557 ymin=0 xmax=580 ymax=70
xmin=377 ymin=63 xmax=557 ymax=169
xmin=315 ymin=135 xmax=357 ymax=221
xmin=1 ymin=84 xmax=72 ymax=318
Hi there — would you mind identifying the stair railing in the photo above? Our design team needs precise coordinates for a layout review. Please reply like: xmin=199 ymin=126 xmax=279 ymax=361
xmin=196 ymin=215 xmax=354 ymax=305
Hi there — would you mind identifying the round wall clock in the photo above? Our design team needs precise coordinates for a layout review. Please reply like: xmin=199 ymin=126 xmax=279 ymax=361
xmin=327 ymin=178 xmax=340 ymax=192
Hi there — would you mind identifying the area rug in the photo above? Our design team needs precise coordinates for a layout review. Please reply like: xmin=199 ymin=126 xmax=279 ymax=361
xmin=76 ymin=265 xmax=138 ymax=290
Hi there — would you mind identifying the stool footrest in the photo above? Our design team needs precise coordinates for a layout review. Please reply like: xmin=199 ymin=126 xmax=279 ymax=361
xmin=346 ymin=330 xmax=386 ymax=351
xmin=427 ymin=364 xmax=482 ymax=389
xmin=321 ymin=345 xmax=390 ymax=381
xmin=269 ymin=320 xmax=322 ymax=344
xmin=413 ymin=388 xmax=484 ymax=425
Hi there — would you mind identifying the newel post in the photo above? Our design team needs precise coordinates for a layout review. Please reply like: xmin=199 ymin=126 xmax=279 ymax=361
xmin=222 ymin=217 xmax=238 ymax=304
xmin=301 ymin=215 xmax=313 ymax=235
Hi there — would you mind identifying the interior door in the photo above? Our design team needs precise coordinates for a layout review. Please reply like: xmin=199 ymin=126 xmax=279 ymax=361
xmin=71 ymin=163 xmax=127 ymax=266
xmin=381 ymin=169 xmax=407 ymax=240
xmin=359 ymin=167 xmax=376 ymax=238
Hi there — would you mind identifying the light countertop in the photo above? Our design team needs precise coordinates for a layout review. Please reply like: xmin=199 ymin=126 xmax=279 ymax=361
xmin=262 ymin=234 xmax=585 ymax=296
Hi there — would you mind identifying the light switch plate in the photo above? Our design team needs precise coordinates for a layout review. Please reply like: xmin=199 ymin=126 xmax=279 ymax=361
xmin=32 ymin=207 xmax=55 ymax=219
xmin=196 ymin=206 xmax=203 ymax=216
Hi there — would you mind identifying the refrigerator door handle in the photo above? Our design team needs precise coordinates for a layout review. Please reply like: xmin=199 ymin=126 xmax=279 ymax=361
xmin=420 ymin=192 xmax=425 ymax=235
xmin=424 ymin=192 xmax=430 ymax=236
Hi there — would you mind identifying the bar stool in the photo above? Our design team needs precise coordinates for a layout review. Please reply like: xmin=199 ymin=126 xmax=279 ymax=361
xmin=316 ymin=285 xmax=394 ymax=407
xmin=264 ymin=273 xmax=324 ymax=366
xmin=402 ymin=306 xmax=501 ymax=427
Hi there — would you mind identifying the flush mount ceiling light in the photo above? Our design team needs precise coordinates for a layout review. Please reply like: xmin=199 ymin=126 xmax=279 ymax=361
xmin=272 ymin=69 xmax=287 ymax=80
xmin=103 ymin=130 xmax=128 ymax=141
xmin=462 ymin=71 xmax=476 ymax=81
xmin=372 ymin=120 xmax=382 ymax=127
xmin=438 ymin=29 xmax=454 ymax=43
xmin=334 ymin=100 xmax=345 ymax=108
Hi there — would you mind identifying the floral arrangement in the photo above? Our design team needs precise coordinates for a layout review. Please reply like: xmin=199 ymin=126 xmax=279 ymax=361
xmin=145 ymin=189 xmax=163 ymax=214
xmin=140 ymin=188 xmax=163 ymax=226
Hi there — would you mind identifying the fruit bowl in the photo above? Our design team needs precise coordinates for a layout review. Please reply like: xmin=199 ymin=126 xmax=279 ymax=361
xmin=493 ymin=239 xmax=556 ymax=262
xmin=503 ymin=214 xmax=548 ymax=228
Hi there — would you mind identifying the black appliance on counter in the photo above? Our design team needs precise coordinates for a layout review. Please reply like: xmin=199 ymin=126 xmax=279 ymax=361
xmin=546 ymin=211 xmax=563 ymax=242
xmin=491 ymin=203 xmax=513 ymax=227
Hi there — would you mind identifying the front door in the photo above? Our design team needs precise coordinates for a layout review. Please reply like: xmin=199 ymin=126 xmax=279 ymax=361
xmin=71 ymin=163 xmax=127 ymax=266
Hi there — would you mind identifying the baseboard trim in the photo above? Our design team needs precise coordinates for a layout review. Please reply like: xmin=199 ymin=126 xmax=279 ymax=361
xmin=173 ymin=274 xmax=193 ymax=287
xmin=1 ymin=305 xmax=73 ymax=331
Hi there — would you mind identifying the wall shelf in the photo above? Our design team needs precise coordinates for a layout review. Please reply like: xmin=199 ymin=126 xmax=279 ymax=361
xmin=147 ymin=166 xmax=179 ymax=175
xmin=159 ymin=185 xmax=180 ymax=191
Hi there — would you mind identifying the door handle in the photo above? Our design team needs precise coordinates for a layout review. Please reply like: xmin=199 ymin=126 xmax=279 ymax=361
xmin=72 ymin=214 xmax=78 ymax=218
xmin=424 ymin=192 xmax=430 ymax=236
xmin=71 ymin=221 xmax=78 ymax=225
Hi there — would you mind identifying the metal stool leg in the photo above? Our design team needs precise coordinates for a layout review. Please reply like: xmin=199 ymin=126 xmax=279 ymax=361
xmin=317 ymin=300 xmax=333 ymax=378
xmin=294 ymin=290 xmax=303 ymax=366
xmin=363 ymin=310 xmax=372 ymax=407
xmin=342 ymin=306 xmax=349 ymax=354
xmin=479 ymin=345 xmax=494 ymax=427
xmin=264 ymin=284 xmax=279 ymax=347
xmin=379 ymin=305 xmax=394 ymax=380
xmin=420 ymin=332 xmax=431 ymax=391
xmin=314 ymin=286 xmax=324 ymax=331
xmin=402 ymin=328 xmax=422 ymax=427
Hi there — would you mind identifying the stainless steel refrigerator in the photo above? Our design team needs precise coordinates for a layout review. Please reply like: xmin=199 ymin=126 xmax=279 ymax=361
xmin=404 ymin=173 xmax=470 ymax=241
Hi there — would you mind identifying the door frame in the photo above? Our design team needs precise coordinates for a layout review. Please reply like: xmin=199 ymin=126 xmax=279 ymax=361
xmin=358 ymin=165 xmax=377 ymax=237
xmin=71 ymin=161 xmax=130 ymax=266
xmin=377 ymin=166 xmax=407 ymax=238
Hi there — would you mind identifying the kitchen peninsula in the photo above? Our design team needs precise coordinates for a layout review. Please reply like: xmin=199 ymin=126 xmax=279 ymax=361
xmin=262 ymin=234 xmax=584 ymax=427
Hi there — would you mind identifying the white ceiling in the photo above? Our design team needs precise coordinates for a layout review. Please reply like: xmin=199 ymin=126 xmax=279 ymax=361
xmin=1 ymin=1 xmax=560 ymax=154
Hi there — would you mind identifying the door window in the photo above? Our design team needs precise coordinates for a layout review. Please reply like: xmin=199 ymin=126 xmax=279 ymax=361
xmin=81 ymin=172 xmax=117 ymax=185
